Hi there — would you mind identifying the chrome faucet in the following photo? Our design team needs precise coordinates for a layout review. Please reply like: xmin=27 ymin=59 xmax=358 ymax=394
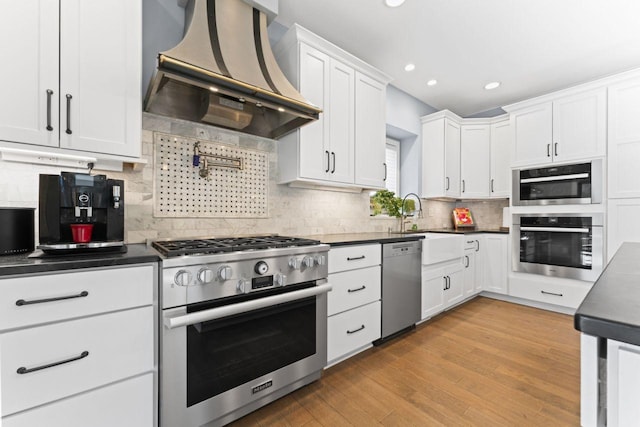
xmin=400 ymin=193 xmax=423 ymax=233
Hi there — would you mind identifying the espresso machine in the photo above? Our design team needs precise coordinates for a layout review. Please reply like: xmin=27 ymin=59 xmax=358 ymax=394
xmin=38 ymin=172 xmax=125 ymax=253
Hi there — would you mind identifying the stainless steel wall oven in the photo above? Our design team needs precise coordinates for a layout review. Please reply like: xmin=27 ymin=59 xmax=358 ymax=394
xmin=513 ymin=213 xmax=604 ymax=281
xmin=512 ymin=159 xmax=603 ymax=206
xmin=153 ymin=236 xmax=330 ymax=427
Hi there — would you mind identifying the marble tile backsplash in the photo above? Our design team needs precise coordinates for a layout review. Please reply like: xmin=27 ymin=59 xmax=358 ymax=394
xmin=0 ymin=114 xmax=508 ymax=243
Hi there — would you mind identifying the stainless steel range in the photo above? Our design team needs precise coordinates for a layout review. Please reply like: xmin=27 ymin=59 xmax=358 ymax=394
xmin=154 ymin=235 xmax=331 ymax=427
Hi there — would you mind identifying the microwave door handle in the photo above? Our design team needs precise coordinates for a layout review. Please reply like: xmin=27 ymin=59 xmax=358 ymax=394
xmin=520 ymin=173 xmax=589 ymax=184
xmin=163 ymin=283 xmax=333 ymax=329
xmin=520 ymin=227 xmax=590 ymax=233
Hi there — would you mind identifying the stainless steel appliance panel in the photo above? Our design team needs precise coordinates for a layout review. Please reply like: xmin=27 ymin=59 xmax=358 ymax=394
xmin=380 ymin=241 xmax=422 ymax=340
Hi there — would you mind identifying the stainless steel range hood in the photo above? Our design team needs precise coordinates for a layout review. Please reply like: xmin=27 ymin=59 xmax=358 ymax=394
xmin=144 ymin=0 xmax=321 ymax=139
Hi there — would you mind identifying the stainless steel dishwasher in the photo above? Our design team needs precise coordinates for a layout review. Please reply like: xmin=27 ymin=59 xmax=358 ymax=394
xmin=377 ymin=240 xmax=422 ymax=343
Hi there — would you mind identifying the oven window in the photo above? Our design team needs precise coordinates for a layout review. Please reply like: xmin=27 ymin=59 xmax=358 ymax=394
xmin=520 ymin=229 xmax=592 ymax=269
xmin=186 ymin=296 xmax=316 ymax=407
xmin=520 ymin=178 xmax=591 ymax=201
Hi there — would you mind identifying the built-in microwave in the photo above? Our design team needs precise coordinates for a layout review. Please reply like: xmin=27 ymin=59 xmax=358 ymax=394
xmin=512 ymin=159 xmax=603 ymax=206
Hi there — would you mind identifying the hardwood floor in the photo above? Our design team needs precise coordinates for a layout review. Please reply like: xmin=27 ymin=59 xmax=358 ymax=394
xmin=230 ymin=297 xmax=581 ymax=426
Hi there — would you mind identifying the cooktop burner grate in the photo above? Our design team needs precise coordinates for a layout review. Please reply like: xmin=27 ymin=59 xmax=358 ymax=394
xmin=152 ymin=235 xmax=321 ymax=257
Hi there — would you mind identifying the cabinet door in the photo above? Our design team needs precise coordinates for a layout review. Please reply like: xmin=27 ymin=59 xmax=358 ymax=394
xmin=460 ymin=124 xmax=491 ymax=198
xmin=552 ymin=88 xmax=606 ymax=163
xmin=443 ymin=264 xmax=464 ymax=308
xmin=0 ymin=1 xmax=59 ymax=148
xmin=511 ymin=103 xmax=553 ymax=167
xmin=462 ymin=249 xmax=476 ymax=297
xmin=59 ymin=0 xmax=141 ymax=158
xmin=607 ymin=199 xmax=640 ymax=261
xmin=607 ymin=340 xmax=640 ymax=427
xmin=608 ymin=77 xmax=640 ymax=199
xmin=421 ymin=267 xmax=444 ymax=319
xmin=327 ymin=59 xmax=355 ymax=184
xmin=490 ymin=120 xmax=511 ymax=198
xmin=298 ymin=43 xmax=331 ymax=181
xmin=483 ymin=235 xmax=508 ymax=294
xmin=421 ymin=118 xmax=446 ymax=198
xmin=444 ymin=119 xmax=461 ymax=197
xmin=354 ymin=72 xmax=386 ymax=189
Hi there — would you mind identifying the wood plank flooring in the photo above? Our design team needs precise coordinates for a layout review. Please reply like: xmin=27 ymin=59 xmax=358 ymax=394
xmin=230 ymin=297 xmax=580 ymax=426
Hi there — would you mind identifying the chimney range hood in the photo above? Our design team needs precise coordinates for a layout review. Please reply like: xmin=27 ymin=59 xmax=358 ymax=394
xmin=144 ymin=0 xmax=321 ymax=139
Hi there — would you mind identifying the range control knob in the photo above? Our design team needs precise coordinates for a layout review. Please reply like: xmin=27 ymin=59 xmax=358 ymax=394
xmin=274 ymin=273 xmax=287 ymax=287
xmin=314 ymin=255 xmax=327 ymax=266
xmin=197 ymin=268 xmax=214 ymax=284
xmin=302 ymin=256 xmax=315 ymax=268
xmin=288 ymin=257 xmax=302 ymax=270
xmin=174 ymin=270 xmax=193 ymax=287
xmin=236 ymin=279 xmax=251 ymax=294
xmin=217 ymin=266 xmax=233 ymax=281
xmin=254 ymin=261 xmax=269 ymax=275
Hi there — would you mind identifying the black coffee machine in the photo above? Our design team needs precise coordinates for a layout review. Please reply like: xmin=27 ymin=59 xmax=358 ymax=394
xmin=38 ymin=172 xmax=125 ymax=253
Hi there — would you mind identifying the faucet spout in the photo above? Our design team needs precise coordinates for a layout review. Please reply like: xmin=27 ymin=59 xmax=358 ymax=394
xmin=400 ymin=193 xmax=423 ymax=233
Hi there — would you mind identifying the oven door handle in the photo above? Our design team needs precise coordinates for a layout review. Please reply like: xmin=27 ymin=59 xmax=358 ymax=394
xmin=520 ymin=226 xmax=590 ymax=233
xmin=519 ymin=173 xmax=589 ymax=184
xmin=163 ymin=283 xmax=333 ymax=329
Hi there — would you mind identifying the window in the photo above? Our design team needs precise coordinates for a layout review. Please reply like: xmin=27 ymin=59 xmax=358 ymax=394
xmin=385 ymin=138 xmax=400 ymax=194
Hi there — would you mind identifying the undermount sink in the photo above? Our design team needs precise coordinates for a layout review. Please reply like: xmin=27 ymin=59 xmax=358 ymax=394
xmin=419 ymin=233 xmax=464 ymax=265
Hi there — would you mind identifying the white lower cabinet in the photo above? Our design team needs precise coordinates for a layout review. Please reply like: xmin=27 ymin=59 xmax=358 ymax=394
xmin=509 ymin=274 xmax=591 ymax=309
xmin=463 ymin=248 xmax=477 ymax=297
xmin=327 ymin=243 xmax=381 ymax=365
xmin=482 ymin=234 xmax=508 ymax=295
xmin=0 ymin=264 xmax=157 ymax=425
xmin=607 ymin=339 xmax=640 ymax=427
xmin=2 ymin=373 xmax=153 ymax=427
xmin=421 ymin=259 xmax=464 ymax=320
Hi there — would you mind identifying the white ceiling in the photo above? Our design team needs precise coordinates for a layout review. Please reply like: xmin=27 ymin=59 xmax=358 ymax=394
xmin=273 ymin=0 xmax=640 ymax=117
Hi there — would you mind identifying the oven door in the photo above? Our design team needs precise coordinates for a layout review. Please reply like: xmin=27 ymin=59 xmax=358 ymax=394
xmin=512 ymin=214 xmax=604 ymax=281
xmin=160 ymin=281 xmax=330 ymax=427
xmin=512 ymin=160 xmax=602 ymax=206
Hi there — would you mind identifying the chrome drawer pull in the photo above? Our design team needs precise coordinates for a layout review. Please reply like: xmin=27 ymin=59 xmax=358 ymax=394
xmin=541 ymin=290 xmax=563 ymax=297
xmin=347 ymin=285 xmax=366 ymax=293
xmin=16 ymin=291 xmax=89 ymax=306
xmin=346 ymin=325 xmax=365 ymax=334
xmin=17 ymin=351 xmax=89 ymax=375
xmin=346 ymin=255 xmax=365 ymax=261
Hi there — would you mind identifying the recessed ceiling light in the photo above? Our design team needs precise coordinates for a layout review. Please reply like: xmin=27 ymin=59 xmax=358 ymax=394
xmin=404 ymin=63 xmax=415 ymax=72
xmin=484 ymin=81 xmax=501 ymax=90
xmin=427 ymin=79 xmax=438 ymax=86
xmin=209 ymin=86 xmax=219 ymax=92
xmin=385 ymin=0 xmax=405 ymax=7
xmin=277 ymin=107 xmax=285 ymax=112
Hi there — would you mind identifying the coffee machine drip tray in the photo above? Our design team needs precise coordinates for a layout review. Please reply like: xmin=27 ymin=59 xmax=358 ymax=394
xmin=36 ymin=241 xmax=126 ymax=255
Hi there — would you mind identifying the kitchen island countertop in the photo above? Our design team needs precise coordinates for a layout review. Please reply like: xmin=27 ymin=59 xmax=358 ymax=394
xmin=575 ymin=242 xmax=640 ymax=346
xmin=299 ymin=232 xmax=425 ymax=246
xmin=0 ymin=243 xmax=161 ymax=276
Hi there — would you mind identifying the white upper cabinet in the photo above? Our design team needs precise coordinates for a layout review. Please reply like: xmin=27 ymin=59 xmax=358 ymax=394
xmin=421 ymin=111 xmax=461 ymax=199
xmin=0 ymin=0 xmax=142 ymax=159
xmin=274 ymin=24 xmax=391 ymax=191
xmin=507 ymin=87 xmax=606 ymax=167
xmin=489 ymin=119 xmax=511 ymax=198
xmin=460 ymin=124 xmax=491 ymax=198
xmin=608 ymin=76 xmax=640 ymax=199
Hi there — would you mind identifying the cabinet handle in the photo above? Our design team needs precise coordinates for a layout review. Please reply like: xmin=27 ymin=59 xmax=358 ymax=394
xmin=541 ymin=290 xmax=563 ymax=297
xmin=325 ymin=151 xmax=330 ymax=173
xmin=46 ymin=89 xmax=54 ymax=131
xmin=443 ymin=277 xmax=448 ymax=290
xmin=490 ymin=179 xmax=494 ymax=193
xmin=465 ymin=255 xmax=469 ymax=268
xmin=445 ymin=177 xmax=450 ymax=190
xmin=346 ymin=325 xmax=365 ymax=335
xmin=447 ymin=276 xmax=451 ymax=290
xmin=554 ymin=143 xmax=558 ymax=157
xmin=65 ymin=94 xmax=73 ymax=134
xmin=547 ymin=144 xmax=551 ymax=157
xmin=331 ymin=152 xmax=336 ymax=173
xmin=383 ymin=163 xmax=387 ymax=181
xmin=347 ymin=255 xmax=365 ymax=261
xmin=462 ymin=180 xmax=466 ymax=193
xmin=348 ymin=285 xmax=366 ymax=293
xmin=475 ymin=240 xmax=480 ymax=252
xmin=17 ymin=351 xmax=89 ymax=375
xmin=16 ymin=290 xmax=89 ymax=306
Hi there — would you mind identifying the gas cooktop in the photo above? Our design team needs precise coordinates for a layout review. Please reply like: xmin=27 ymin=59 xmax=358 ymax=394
xmin=152 ymin=235 xmax=321 ymax=257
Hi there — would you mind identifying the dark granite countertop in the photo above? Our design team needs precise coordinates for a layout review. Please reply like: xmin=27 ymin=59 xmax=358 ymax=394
xmin=416 ymin=228 xmax=510 ymax=235
xmin=0 ymin=243 xmax=161 ymax=277
xmin=299 ymin=232 xmax=425 ymax=246
xmin=575 ymin=242 xmax=640 ymax=346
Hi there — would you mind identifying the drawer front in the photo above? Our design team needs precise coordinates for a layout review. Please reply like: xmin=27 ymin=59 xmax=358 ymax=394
xmin=328 ymin=266 xmax=381 ymax=316
xmin=1 ymin=306 xmax=154 ymax=416
xmin=327 ymin=301 xmax=381 ymax=362
xmin=509 ymin=276 xmax=591 ymax=308
xmin=329 ymin=244 xmax=380 ymax=274
xmin=0 ymin=265 xmax=155 ymax=331
xmin=2 ymin=373 xmax=154 ymax=427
